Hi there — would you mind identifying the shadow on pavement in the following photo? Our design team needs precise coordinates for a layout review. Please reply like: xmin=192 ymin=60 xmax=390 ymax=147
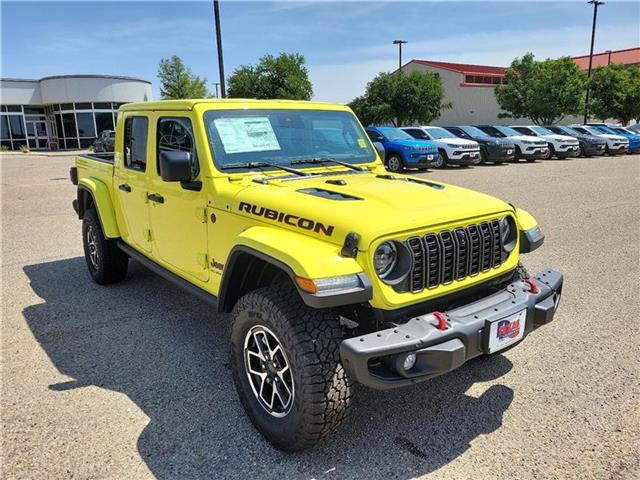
xmin=23 ymin=257 xmax=514 ymax=479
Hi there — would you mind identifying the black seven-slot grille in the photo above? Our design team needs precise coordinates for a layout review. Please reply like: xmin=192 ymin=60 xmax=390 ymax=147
xmin=406 ymin=220 xmax=503 ymax=293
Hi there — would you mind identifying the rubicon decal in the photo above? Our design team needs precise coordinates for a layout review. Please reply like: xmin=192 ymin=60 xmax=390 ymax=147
xmin=238 ymin=201 xmax=335 ymax=237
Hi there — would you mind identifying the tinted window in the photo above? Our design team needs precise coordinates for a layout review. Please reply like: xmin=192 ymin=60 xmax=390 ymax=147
xmin=514 ymin=127 xmax=533 ymax=135
xmin=54 ymin=114 xmax=64 ymax=138
xmin=405 ymin=128 xmax=428 ymax=139
xmin=8 ymin=115 xmax=25 ymax=138
xmin=62 ymin=113 xmax=77 ymax=138
xmin=158 ymin=117 xmax=199 ymax=178
xmin=95 ymin=112 xmax=114 ymax=134
xmin=60 ymin=103 xmax=74 ymax=111
xmin=478 ymin=126 xmax=503 ymax=137
xmin=23 ymin=107 xmax=45 ymax=115
xmin=124 ymin=116 xmax=148 ymax=171
xmin=93 ymin=102 xmax=112 ymax=110
xmin=6 ymin=105 xmax=22 ymax=113
xmin=0 ymin=115 xmax=9 ymax=139
xmin=76 ymin=112 xmax=96 ymax=137
xmin=366 ymin=130 xmax=384 ymax=141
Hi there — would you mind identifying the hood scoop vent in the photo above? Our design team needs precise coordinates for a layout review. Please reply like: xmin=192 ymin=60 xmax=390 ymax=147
xmin=376 ymin=174 xmax=445 ymax=190
xmin=297 ymin=187 xmax=362 ymax=201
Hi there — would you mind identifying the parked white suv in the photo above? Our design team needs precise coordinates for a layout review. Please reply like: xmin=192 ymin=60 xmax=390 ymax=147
xmin=570 ymin=125 xmax=629 ymax=155
xmin=402 ymin=126 xmax=481 ymax=168
xmin=511 ymin=125 xmax=580 ymax=159
xmin=476 ymin=125 xmax=549 ymax=162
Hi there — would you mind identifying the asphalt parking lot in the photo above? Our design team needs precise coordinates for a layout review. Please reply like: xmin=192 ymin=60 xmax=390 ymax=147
xmin=2 ymin=152 xmax=639 ymax=479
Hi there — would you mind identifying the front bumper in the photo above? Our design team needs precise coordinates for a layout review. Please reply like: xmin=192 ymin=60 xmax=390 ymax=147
xmin=405 ymin=152 xmax=438 ymax=168
xmin=340 ymin=269 xmax=563 ymax=389
xmin=520 ymin=146 xmax=549 ymax=159
xmin=485 ymin=147 xmax=514 ymax=163
xmin=449 ymin=150 xmax=481 ymax=165
xmin=609 ymin=144 xmax=629 ymax=154
xmin=583 ymin=143 xmax=606 ymax=156
xmin=556 ymin=145 xmax=580 ymax=157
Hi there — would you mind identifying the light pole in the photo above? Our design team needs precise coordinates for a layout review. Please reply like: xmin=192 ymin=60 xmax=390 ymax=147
xmin=583 ymin=0 xmax=604 ymax=123
xmin=393 ymin=40 xmax=408 ymax=73
xmin=213 ymin=0 xmax=226 ymax=98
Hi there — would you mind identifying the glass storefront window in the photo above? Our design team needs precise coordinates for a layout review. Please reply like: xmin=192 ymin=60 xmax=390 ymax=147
xmin=6 ymin=105 xmax=22 ymax=113
xmin=60 ymin=103 xmax=74 ymax=111
xmin=65 ymin=138 xmax=78 ymax=149
xmin=0 ymin=115 xmax=9 ymax=139
xmin=75 ymin=102 xmax=92 ymax=110
xmin=9 ymin=115 xmax=25 ymax=138
xmin=55 ymin=114 xmax=64 ymax=139
xmin=62 ymin=113 xmax=77 ymax=138
xmin=23 ymin=107 xmax=45 ymax=115
xmin=93 ymin=102 xmax=111 ymax=110
xmin=94 ymin=112 xmax=114 ymax=134
xmin=76 ymin=112 xmax=96 ymax=137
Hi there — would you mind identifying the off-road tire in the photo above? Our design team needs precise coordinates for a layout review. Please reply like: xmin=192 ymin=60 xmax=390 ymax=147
xmin=82 ymin=208 xmax=128 ymax=284
xmin=230 ymin=284 xmax=353 ymax=451
xmin=435 ymin=150 xmax=447 ymax=168
xmin=386 ymin=153 xmax=403 ymax=172
xmin=514 ymin=146 xmax=522 ymax=162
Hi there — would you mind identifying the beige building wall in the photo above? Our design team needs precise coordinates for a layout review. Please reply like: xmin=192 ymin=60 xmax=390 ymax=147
xmin=403 ymin=62 xmax=584 ymax=126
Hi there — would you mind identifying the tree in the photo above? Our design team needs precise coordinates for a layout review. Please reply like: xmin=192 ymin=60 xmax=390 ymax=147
xmin=227 ymin=53 xmax=313 ymax=100
xmin=157 ymin=55 xmax=209 ymax=99
xmin=349 ymin=71 xmax=449 ymax=127
xmin=495 ymin=53 xmax=587 ymax=125
xmin=589 ymin=64 xmax=640 ymax=124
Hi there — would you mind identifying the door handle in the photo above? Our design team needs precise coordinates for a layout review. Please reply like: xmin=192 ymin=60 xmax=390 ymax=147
xmin=147 ymin=193 xmax=164 ymax=204
xmin=118 ymin=183 xmax=131 ymax=192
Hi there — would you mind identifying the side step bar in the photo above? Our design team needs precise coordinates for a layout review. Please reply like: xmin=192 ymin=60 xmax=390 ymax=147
xmin=117 ymin=241 xmax=218 ymax=308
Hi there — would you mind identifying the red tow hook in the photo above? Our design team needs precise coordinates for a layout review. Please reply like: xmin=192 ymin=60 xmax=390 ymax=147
xmin=433 ymin=311 xmax=448 ymax=331
xmin=524 ymin=277 xmax=539 ymax=294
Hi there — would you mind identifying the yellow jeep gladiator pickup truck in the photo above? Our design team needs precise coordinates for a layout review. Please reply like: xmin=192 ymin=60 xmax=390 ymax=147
xmin=70 ymin=99 xmax=563 ymax=451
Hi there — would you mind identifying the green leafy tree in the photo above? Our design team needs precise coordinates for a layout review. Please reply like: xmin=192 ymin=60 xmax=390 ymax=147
xmin=157 ymin=55 xmax=209 ymax=99
xmin=495 ymin=53 xmax=587 ymax=125
xmin=227 ymin=53 xmax=313 ymax=100
xmin=349 ymin=71 xmax=449 ymax=127
xmin=589 ymin=64 xmax=640 ymax=124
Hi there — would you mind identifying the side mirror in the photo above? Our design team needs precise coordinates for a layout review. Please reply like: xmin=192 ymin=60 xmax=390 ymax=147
xmin=159 ymin=150 xmax=192 ymax=182
xmin=373 ymin=141 xmax=385 ymax=159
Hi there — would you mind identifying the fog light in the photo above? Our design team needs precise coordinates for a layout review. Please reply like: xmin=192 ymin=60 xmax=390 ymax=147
xmin=403 ymin=353 xmax=417 ymax=371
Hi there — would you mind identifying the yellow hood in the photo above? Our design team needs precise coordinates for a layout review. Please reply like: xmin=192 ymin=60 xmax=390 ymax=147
xmin=229 ymin=170 xmax=513 ymax=249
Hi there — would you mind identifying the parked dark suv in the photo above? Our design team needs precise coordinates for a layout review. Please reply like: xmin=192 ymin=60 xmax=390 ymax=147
xmin=92 ymin=130 xmax=115 ymax=153
xmin=442 ymin=125 xmax=515 ymax=164
xmin=544 ymin=125 xmax=606 ymax=157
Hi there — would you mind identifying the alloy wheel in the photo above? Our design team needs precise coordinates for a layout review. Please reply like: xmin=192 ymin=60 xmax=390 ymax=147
xmin=244 ymin=325 xmax=295 ymax=418
xmin=86 ymin=225 xmax=99 ymax=269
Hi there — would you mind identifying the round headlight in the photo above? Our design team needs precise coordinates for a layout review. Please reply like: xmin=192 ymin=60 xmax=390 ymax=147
xmin=500 ymin=216 xmax=517 ymax=253
xmin=374 ymin=242 xmax=397 ymax=278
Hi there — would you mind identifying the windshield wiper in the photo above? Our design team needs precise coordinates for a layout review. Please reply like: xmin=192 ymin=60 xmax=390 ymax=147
xmin=220 ymin=161 xmax=308 ymax=176
xmin=291 ymin=157 xmax=367 ymax=172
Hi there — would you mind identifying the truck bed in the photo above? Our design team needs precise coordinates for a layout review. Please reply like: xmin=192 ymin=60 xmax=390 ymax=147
xmin=78 ymin=152 xmax=114 ymax=164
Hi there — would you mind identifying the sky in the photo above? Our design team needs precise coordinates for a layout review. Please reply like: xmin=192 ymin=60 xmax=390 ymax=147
xmin=1 ymin=0 xmax=639 ymax=103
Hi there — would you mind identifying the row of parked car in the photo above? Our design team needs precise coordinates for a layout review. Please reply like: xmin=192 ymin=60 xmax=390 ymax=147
xmin=365 ymin=123 xmax=639 ymax=172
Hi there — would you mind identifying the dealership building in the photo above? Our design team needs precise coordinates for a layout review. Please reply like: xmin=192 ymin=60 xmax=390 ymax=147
xmin=403 ymin=47 xmax=640 ymax=126
xmin=0 ymin=75 xmax=152 ymax=150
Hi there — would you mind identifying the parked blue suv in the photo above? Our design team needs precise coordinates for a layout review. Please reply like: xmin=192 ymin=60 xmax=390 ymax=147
xmin=365 ymin=126 xmax=439 ymax=172
xmin=587 ymin=123 xmax=640 ymax=153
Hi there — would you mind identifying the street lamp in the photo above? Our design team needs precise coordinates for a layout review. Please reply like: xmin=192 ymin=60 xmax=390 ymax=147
xmin=213 ymin=0 xmax=226 ymax=98
xmin=393 ymin=40 xmax=408 ymax=73
xmin=583 ymin=0 xmax=605 ymax=123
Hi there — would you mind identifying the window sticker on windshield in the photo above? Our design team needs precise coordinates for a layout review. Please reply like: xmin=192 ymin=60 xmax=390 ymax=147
xmin=357 ymin=138 xmax=367 ymax=149
xmin=214 ymin=117 xmax=281 ymax=154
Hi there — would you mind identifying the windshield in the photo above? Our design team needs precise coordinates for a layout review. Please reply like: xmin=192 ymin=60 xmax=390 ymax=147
xmin=378 ymin=127 xmax=413 ymax=141
xmin=559 ymin=126 xmax=582 ymax=136
xmin=531 ymin=126 xmax=553 ymax=135
xmin=582 ymin=126 xmax=605 ymax=136
xmin=460 ymin=126 xmax=491 ymax=137
xmin=203 ymin=109 xmax=376 ymax=170
xmin=612 ymin=127 xmax=633 ymax=136
xmin=592 ymin=125 xmax=616 ymax=135
xmin=425 ymin=127 xmax=455 ymax=139
xmin=495 ymin=126 xmax=525 ymax=137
